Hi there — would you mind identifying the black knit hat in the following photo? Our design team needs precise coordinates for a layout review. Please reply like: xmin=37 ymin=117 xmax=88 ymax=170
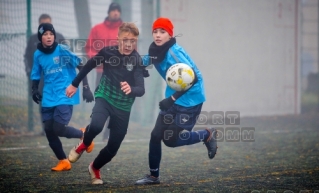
xmin=37 ymin=23 xmax=56 ymax=42
xmin=108 ymin=2 xmax=121 ymax=14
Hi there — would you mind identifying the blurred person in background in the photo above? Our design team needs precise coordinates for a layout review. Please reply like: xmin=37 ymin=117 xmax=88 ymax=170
xmin=24 ymin=13 xmax=65 ymax=135
xmin=85 ymin=2 xmax=123 ymax=141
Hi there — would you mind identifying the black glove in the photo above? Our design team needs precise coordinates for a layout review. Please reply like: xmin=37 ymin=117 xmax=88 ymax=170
xmin=143 ymin=68 xmax=150 ymax=78
xmin=31 ymin=80 xmax=42 ymax=104
xmin=159 ymin=96 xmax=175 ymax=111
xmin=82 ymin=85 xmax=94 ymax=103
xmin=32 ymin=90 xmax=42 ymax=104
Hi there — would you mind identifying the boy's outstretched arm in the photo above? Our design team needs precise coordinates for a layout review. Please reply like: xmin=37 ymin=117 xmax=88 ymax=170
xmin=66 ymin=58 xmax=98 ymax=98
xmin=76 ymin=65 xmax=89 ymax=86
xmin=124 ymin=67 xmax=145 ymax=97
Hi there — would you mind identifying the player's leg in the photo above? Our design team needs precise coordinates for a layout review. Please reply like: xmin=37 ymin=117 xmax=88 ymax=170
xmin=39 ymin=103 xmax=45 ymax=135
xmin=163 ymin=103 xmax=218 ymax=159
xmin=52 ymin=105 xmax=83 ymax=139
xmin=135 ymin=114 xmax=169 ymax=185
xmin=42 ymin=107 xmax=71 ymax=171
xmin=69 ymin=98 xmax=109 ymax=163
xmin=44 ymin=119 xmax=67 ymax=160
xmin=88 ymin=104 xmax=130 ymax=184
xmin=96 ymin=72 xmax=110 ymax=142
xmin=162 ymin=108 xmax=209 ymax=147
xmin=102 ymin=117 xmax=110 ymax=142
xmin=162 ymin=123 xmax=209 ymax=147
xmin=83 ymin=98 xmax=111 ymax=145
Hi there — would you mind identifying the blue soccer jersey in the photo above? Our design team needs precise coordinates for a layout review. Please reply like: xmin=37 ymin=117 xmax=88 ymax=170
xmin=31 ymin=44 xmax=80 ymax=107
xmin=143 ymin=43 xmax=206 ymax=107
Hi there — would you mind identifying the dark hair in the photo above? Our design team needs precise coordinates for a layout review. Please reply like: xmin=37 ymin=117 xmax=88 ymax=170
xmin=38 ymin=14 xmax=51 ymax=23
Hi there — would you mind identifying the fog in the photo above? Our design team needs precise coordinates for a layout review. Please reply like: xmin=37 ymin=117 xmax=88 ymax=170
xmin=0 ymin=0 xmax=318 ymax=132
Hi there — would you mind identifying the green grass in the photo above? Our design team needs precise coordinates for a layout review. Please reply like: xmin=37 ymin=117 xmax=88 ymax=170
xmin=0 ymin=97 xmax=93 ymax=134
xmin=0 ymin=112 xmax=319 ymax=192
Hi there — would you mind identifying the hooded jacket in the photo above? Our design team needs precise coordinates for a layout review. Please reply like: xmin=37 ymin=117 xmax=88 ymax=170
xmin=143 ymin=43 xmax=206 ymax=107
xmin=85 ymin=18 xmax=123 ymax=72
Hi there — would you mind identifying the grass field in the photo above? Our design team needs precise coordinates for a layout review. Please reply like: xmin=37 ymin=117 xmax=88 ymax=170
xmin=0 ymin=112 xmax=319 ymax=193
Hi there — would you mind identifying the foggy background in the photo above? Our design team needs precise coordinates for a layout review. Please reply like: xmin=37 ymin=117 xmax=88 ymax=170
xmin=0 ymin=0 xmax=318 ymax=133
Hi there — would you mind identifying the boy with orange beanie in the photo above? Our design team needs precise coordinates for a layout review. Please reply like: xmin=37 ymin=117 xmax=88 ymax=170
xmin=135 ymin=17 xmax=218 ymax=185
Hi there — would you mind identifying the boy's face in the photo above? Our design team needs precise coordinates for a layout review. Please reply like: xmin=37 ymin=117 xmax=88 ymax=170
xmin=117 ymin=32 xmax=138 ymax=55
xmin=41 ymin=31 xmax=55 ymax=47
xmin=152 ymin=28 xmax=171 ymax=46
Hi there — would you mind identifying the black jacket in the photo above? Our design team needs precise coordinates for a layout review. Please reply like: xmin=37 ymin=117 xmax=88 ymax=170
xmin=72 ymin=46 xmax=145 ymax=98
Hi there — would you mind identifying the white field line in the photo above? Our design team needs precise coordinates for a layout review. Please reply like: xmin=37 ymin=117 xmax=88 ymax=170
xmin=0 ymin=128 xmax=317 ymax=151
xmin=0 ymin=139 xmax=149 ymax=151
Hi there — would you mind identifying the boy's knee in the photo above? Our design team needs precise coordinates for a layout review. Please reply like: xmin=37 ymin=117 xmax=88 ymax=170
xmin=44 ymin=119 xmax=54 ymax=133
xmin=88 ymin=122 xmax=104 ymax=135
xmin=150 ymin=131 xmax=162 ymax=143
xmin=53 ymin=124 xmax=66 ymax=137
xmin=105 ymin=145 xmax=119 ymax=156
xmin=163 ymin=138 xmax=177 ymax=148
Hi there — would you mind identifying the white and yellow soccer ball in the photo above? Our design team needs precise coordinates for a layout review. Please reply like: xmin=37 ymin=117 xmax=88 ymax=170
xmin=165 ymin=63 xmax=195 ymax=91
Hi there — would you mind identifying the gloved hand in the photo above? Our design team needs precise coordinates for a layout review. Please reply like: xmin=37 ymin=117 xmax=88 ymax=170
xmin=32 ymin=89 xmax=42 ymax=104
xmin=143 ymin=68 xmax=150 ymax=78
xmin=159 ymin=96 xmax=175 ymax=111
xmin=82 ymin=85 xmax=94 ymax=103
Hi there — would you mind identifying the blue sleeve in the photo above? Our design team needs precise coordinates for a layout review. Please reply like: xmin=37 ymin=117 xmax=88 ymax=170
xmin=30 ymin=53 xmax=41 ymax=80
xmin=60 ymin=44 xmax=80 ymax=68
xmin=142 ymin=55 xmax=150 ymax=66
xmin=167 ymin=48 xmax=200 ymax=99
xmin=168 ymin=48 xmax=195 ymax=69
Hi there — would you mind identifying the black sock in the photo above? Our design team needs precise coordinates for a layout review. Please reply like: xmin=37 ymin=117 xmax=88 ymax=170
xmin=149 ymin=142 xmax=161 ymax=178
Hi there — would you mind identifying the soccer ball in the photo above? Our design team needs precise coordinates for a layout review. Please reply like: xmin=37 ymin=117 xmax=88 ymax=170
xmin=166 ymin=63 xmax=195 ymax=91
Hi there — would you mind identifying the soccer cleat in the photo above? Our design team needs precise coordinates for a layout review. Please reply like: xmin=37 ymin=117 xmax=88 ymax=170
xmin=68 ymin=140 xmax=95 ymax=163
xmin=51 ymin=159 xmax=71 ymax=171
xmin=80 ymin=128 xmax=94 ymax=153
xmin=135 ymin=174 xmax=160 ymax=185
xmin=204 ymin=128 xmax=218 ymax=159
xmin=88 ymin=163 xmax=103 ymax=184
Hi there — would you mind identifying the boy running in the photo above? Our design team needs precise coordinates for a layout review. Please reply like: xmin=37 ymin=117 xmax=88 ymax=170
xmin=31 ymin=23 xmax=94 ymax=171
xmin=135 ymin=18 xmax=218 ymax=185
xmin=66 ymin=22 xmax=145 ymax=184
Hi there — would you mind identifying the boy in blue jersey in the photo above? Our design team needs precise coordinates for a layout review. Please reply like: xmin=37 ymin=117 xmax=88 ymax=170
xmin=31 ymin=23 xmax=95 ymax=171
xmin=135 ymin=18 xmax=218 ymax=185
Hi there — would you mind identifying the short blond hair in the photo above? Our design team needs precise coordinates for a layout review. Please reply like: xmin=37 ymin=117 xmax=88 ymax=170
xmin=118 ymin=22 xmax=139 ymax=36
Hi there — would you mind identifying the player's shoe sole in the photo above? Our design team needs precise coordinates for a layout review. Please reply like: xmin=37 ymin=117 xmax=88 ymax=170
xmin=135 ymin=174 xmax=160 ymax=185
